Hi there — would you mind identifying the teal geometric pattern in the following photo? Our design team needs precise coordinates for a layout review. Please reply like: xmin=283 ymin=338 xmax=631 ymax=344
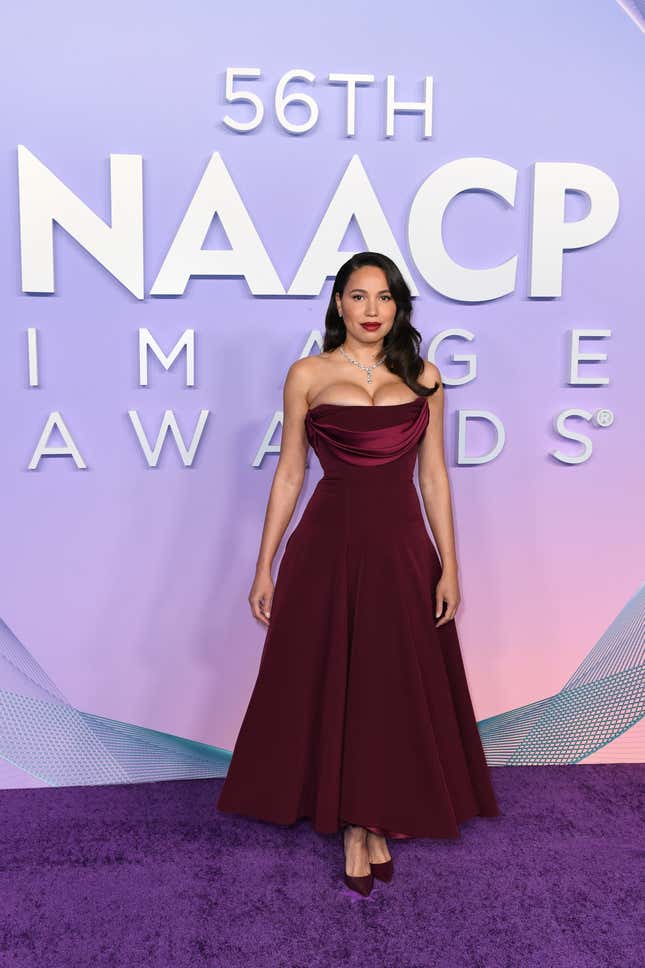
xmin=0 ymin=616 xmax=230 ymax=786
xmin=1 ymin=579 xmax=643 ymax=785
xmin=479 ymin=581 xmax=645 ymax=764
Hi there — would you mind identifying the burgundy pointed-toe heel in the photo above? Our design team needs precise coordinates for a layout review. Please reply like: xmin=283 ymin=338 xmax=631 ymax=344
xmin=343 ymin=871 xmax=374 ymax=896
xmin=343 ymin=825 xmax=374 ymax=896
xmin=370 ymin=858 xmax=394 ymax=883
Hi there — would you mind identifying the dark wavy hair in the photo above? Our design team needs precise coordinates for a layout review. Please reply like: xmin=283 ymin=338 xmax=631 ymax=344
xmin=323 ymin=251 xmax=440 ymax=398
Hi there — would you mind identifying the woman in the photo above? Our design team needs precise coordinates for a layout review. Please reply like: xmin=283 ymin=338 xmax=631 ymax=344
xmin=216 ymin=251 xmax=500 ymax=896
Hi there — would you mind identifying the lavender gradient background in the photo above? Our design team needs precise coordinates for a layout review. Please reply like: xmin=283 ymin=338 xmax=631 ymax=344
xmin=0 ymin=0 xmax=643 ymax=787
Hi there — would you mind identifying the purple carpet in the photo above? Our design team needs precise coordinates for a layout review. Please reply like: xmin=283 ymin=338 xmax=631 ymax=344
xmin=1 ymin=765 xmax=643 ymax=967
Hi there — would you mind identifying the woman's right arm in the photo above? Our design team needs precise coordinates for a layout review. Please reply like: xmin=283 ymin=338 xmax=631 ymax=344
xmin=249 ymin=359 xmax=311 ymax=626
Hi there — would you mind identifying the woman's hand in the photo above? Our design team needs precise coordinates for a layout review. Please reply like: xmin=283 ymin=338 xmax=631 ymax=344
xmin=249 ymin=571 xmax=274 ymax=627
xmin=434 ymin=568 xmax=461 ymax=627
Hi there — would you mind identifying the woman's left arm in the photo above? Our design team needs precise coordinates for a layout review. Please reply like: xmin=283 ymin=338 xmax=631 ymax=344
xmin=416 ymin=362 xmax=461 ymax=627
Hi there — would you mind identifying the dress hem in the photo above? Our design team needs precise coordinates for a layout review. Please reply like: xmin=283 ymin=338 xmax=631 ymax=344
xmin=216 ymin=801 xmax=501 ymax=840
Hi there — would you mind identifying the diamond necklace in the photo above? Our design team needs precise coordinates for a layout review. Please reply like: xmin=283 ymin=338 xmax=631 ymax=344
xmin=339 ymin=344 xmax=387 ymax=384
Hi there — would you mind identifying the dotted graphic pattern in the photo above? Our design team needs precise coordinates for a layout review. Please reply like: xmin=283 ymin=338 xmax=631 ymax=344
xmin=479 ymin=582 xmax=645 ymax=764
xmin=0 ymin=618 xmax=230 ymax=786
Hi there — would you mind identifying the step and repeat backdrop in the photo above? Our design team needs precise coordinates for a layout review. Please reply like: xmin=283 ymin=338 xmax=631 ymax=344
xmin=0 ymin=0 xmax=643 ymax=788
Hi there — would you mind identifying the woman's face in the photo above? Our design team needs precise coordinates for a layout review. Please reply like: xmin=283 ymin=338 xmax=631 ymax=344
xmin=334 ymin=265 xmax=397 ymax=344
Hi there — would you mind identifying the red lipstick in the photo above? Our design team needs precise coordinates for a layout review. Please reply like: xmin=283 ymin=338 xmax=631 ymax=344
xmin=361 ymin=323 xmax=381 ymax=331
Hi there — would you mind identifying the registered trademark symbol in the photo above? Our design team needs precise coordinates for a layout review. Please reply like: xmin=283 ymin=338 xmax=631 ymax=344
xmin=594 ymin=408 xmax=614 ymax=427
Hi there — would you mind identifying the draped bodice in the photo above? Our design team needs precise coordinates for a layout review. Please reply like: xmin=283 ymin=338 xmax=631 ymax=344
xmin=304 ymin=395 xmax=429 ymax=481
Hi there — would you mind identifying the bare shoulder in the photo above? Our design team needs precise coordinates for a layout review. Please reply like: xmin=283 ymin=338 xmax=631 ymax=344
xmin=283 ymin=355 xmax=326 ymax=412
xmin=285 ymin=354 xmax=330 ymax=401
xmin=418 ymin=359 xmax=443 ymax=397
xmin=285 ymin=356 xmax=319 ymax=389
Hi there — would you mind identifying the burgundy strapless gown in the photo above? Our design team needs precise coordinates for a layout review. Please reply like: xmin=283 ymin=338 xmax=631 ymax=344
xmin=216 ymin=395 xmax=500 ymax=838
